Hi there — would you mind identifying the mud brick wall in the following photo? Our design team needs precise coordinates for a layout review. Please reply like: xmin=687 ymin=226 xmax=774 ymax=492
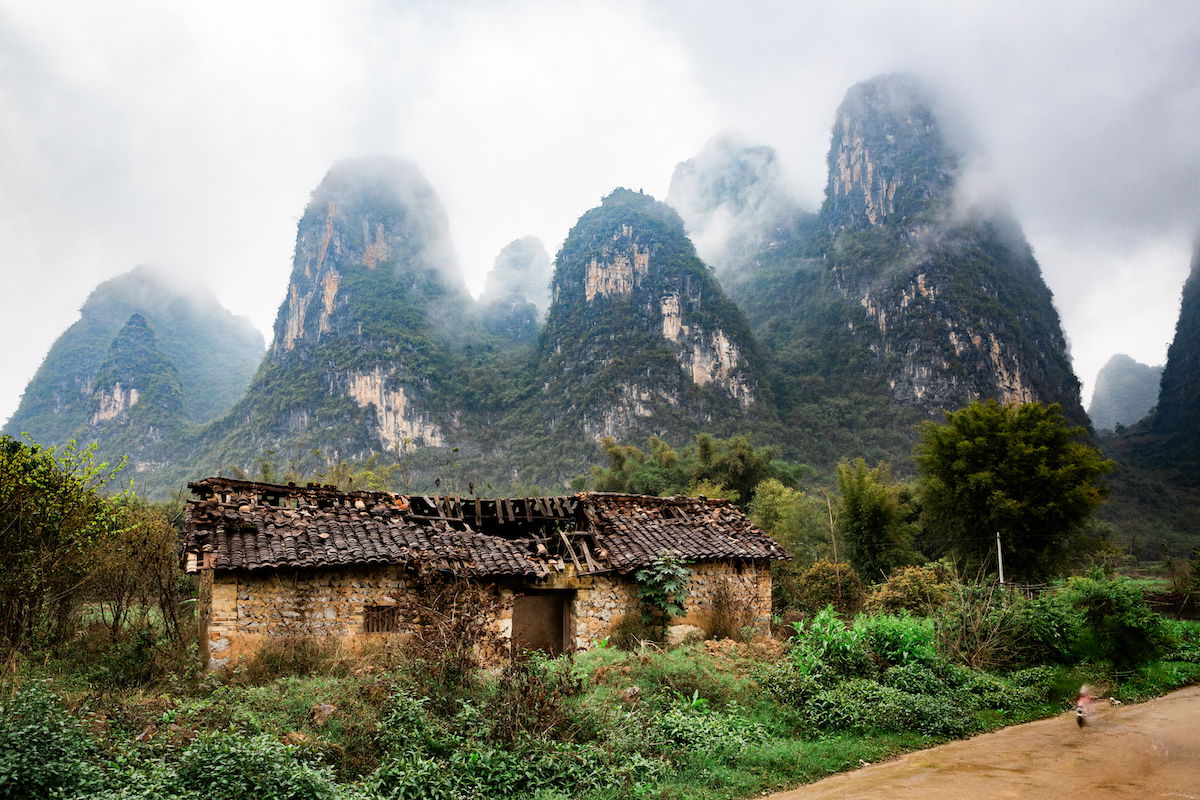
xmin=204 ymin=559 xmax=771 ymax=669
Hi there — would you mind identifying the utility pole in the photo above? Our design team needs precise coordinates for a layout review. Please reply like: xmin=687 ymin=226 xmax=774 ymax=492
xmin=996 ymin=530 xmax=1005 ymax=585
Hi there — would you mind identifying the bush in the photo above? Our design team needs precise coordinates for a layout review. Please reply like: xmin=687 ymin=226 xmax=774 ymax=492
xmin=235 ymin=636 xmax=344 ymax=685
xmin=0 ymin=681 xmax=101 ymax=799
xmin=853 ymin=612 xmax=937 ymax=668
xmin=865 ymin=565 xmax=952 ymax=616
xmin=705 ymin=578 xmax=755 ymax=640
xmin=174 ymin=731 xmax=340 ymax=800
xmin=1010 ymin=592 xmax=1082 ymax=666
xmin=655 ymin=691 xmax=767 ymax=755
xmin=880 ymin=662 xmax=949 ymax=696
xmin=790 ymin=606 xmax=868 ymax=678
xmin=482 ymin=656 xmax=583 ymax=745
xmin=935 ymin=583 xmax=1027 ymax=670
xmin=794 ymin=561 xmax=866 ymax=615
xmin=1063 ymin=576 xmax=1174 ymax=667
xmin=608 ymin=612 xmax=661 ymax=649
xmin=802 ymin=679 xmax=973 ymax=738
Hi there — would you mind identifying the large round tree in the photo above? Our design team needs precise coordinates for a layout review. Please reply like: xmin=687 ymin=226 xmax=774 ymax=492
xmin=915 ymin=400 xmax=1112 ymax=581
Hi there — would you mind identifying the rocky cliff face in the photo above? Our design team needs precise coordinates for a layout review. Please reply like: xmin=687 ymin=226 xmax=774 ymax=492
xmin=536 ymin=189 xmax=769 ymax=442
xmin=715 ymin=74 xmax=1084 ymax=449
xmin=83 ymin=313 xmax=186 ymax=470
xmin=204 ymin=158 xmax=473 ymax=471
xmin=822 ymin=74 xmax=1082 ymax=422
xmin=1089 ymin=354 xmax=1162 ymax=431
xmin=4 ymin=266 xmax=262 ymax=446
xmin=1151 ymin=238 xmax=1200 ymax=442
xmin=822 ymin=73 xmax=957 ymax=229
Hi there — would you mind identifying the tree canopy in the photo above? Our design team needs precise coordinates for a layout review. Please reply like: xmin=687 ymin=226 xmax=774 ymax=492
xmin=915 ymin=400 xmax=1112 ymax=581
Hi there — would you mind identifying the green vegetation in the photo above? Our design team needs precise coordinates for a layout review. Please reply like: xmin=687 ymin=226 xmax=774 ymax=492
xmin=916 ymin=400 xmax=1113 ymax=581
xmin=4 ymin=572 xmax=1197 ymax=800
xmin=3 ymin=266 xmax=263 ymax=446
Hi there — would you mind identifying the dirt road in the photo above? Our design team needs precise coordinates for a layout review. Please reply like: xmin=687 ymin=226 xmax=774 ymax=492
xmin=769 ymin=685 xmax=1200 ymax=800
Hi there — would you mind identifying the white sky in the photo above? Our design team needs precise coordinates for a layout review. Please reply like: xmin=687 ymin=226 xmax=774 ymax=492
xmin=2 ymin=0 xmax=1198 ymax=426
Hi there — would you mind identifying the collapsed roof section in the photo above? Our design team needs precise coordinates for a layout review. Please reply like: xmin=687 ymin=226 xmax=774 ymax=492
xmin=183 ymin=477 xmax=788 ymax=578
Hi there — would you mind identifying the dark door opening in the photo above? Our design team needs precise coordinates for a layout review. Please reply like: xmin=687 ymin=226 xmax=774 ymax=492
xmin=511 ymin=590 xmax=572 ymax=656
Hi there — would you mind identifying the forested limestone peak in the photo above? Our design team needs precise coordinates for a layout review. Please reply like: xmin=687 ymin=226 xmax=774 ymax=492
xmin=1152 ymin=237 xmax=1200 ymax=439
xmin=3 ymin=266 xmax=262 ymax=446
xmin=1088 ymin=354 xmax=1162 ymax=431
xmin=822 ymin=72 xmax=958 ymax=230
xmin=536 ymin=188 xmax=769 ymax=442
xmin=666 ymin=135 xmax=804 ymax=274
xmin=481 ymin=236 xmax=552 ymax=313
xmin=270 ymin=156 xmax=465 ymax=357
xmin=88 ymin=313 xmax=184 ymax=429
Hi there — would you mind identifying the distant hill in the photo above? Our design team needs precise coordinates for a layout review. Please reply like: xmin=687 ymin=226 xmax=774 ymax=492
xmin=3 ymin=266 xmax=262 ymax=447
xmin=9 ymin=74 xmax=1105 ymax=501
xmin=1088 ymin=354 xmax=1162 ymax=431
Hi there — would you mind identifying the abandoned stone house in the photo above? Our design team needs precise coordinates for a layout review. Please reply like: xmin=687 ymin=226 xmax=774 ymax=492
xmin=183 ymin=477 xmax=788 ymax=669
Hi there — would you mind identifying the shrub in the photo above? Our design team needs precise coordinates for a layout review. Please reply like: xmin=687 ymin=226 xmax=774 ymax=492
xmin=751 ymin=659 xmax=826 ymax=706
xmin=237 ymin=635 xmax=344 ymax=685
xmin=1063 ymin=576 xmax=1174 ymax=668
xmin=655 ymin=692 xmax=767 ymax=754
xmin=705 ymin=577 xmax=755 ymax=640
xmin=483 ymin=655 xmax=583 ymax=745
xmin=1011 ymin=592 xmax=1082 ymax=666
xmin=802 ymin=679 xmax=973 ymax=738
xmin=935 ymin=582 xmax=1027 ymax=670
xmin=790 ymin=606 xmax=868 ymax=678
xmin=635 ymin=551 xmax=691 ymax=634
xmin=0 ymin=681 xmax=101 ymax=799
xmin=853 ymin=612 xmax=937 ymax=668
xmin=401 ymin=574 xmax=504 ymax=700
xmin=608 ymin=612 xmax=661 ymax=649
xmin=174 ymin=731 xmax=340 ymax=800
xmin=794 ymin=561 xmax=866 ymax=615
xmin=880 ymin=662 xmax=949 ymax=696
xmin=865 ymin=565 xmax=952 ymax=616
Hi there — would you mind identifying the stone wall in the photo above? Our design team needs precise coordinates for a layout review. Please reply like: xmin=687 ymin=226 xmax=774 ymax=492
xmin=203 ymin=559 xmax=772 ymax=670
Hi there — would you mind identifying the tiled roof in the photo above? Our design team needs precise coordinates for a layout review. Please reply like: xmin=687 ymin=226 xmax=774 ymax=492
xmin=183 ymin=478 xmax=787 ymax=576
xmin=580 ymin=493 xmax=790 ymax=573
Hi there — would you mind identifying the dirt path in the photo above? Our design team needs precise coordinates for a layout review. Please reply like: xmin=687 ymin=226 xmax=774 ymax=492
xmin=768 ymin=685 xmax=1200 ymax=800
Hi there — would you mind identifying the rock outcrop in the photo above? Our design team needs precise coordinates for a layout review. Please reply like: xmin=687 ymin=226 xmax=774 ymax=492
xmin=204 ymin=157 xmax=473 ymax=472
xmin=83 ymin=313 xmax=186 ymax=469
xmin=535 ymin=189 xmax=769 ymax=443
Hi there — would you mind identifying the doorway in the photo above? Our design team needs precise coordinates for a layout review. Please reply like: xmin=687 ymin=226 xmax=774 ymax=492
xmin=511 ymin=590 xmax=572 ymax=656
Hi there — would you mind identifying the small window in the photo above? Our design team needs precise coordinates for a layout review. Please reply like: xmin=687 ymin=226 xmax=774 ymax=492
xmin=363 ymin=605 xmax=400 ymax=633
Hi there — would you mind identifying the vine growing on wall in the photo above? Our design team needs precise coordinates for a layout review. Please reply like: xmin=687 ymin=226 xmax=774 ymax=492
xmin=635 ymin=551 xmax=691 ymax=632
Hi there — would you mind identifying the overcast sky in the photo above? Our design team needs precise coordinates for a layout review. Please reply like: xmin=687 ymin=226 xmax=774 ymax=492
xmin=2 ymin=0 xmax=1198 ymax=427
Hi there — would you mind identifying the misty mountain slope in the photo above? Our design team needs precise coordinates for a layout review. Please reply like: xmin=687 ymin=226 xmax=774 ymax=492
xmin=81 ymin=313 xmax=188 ymax=468
xmin=3 ymin=266 xmax=263 ymax=445
xmin=521 ymin=188 xmax=774 ymax=477
xmin=199 ymin=157 xmax=484 ymax=476
xmin=667 ymin=135 xmax=806 ymax=277
xmin=1095 ymin=238 xmax=1200 ymax=554
xmin=477 ymin=237 xmax=551 ymax=345
xmin=1088 ymin=354 xmax=1162 ymax=431
xmin=674 ymin=73 xmax=1086 ymax=467
xmin=1151 ymin=237 xmax=1200 ymax=445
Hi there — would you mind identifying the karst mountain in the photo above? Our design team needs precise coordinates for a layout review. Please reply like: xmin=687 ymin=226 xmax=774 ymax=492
xmin=12 ymin=73 xmax=1102 ymax=499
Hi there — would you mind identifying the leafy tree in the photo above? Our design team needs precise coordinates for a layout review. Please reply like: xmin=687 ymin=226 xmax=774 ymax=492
xmin=915 ymin=400 xmax=1113 ymax=581
xmin=584 ymin=433 xmax=806 ymax=507
xmin=0 ymin=436 xmax=128 ymax=649
xmin=836 ymin=459 xmax=918 ymax=582
xmin=749 ymin=479 xmax=834 ymax=607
